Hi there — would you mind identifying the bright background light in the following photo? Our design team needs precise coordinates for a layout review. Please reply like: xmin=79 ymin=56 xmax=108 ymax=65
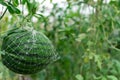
xmin=0 ymin=0 xmax=110 ymax=17
xmin=0 ymin=0 xmax=67 ymax=16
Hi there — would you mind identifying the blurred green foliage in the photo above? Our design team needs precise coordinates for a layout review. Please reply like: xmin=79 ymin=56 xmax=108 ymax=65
xmin=1 ymin=0 xmax=120 ymax=80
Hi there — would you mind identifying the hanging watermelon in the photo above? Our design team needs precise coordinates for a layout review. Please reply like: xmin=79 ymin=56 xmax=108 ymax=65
xmin=1 ymin=27 xmax=59 ymax=74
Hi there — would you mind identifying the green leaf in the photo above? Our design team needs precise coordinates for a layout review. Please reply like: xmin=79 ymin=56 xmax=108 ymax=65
xmin=107 ymin=75 xmax=118 ymax=80
xmin=75 ymin=33 xmax=86 ymax=42
xmin=94 ymin=55 xmax=102 ymax=69
xmin=0 ymin=51 xmax=5 ymax=55
xmin=13 ymin=0 xmax=19 ymax=7
xmin=0 ymin=72 xmax=3 ymax=80
xmin=75 ymin=74 xmax=84 ymax=80
xmin=21 ymin=0 xmax=27 ymax=4
xmin=27 ymin=1 xmax=39 ymax=14
xmin=102 ymin=77 xmax=107 ymax=80
xmin=7 ymin=2 xmax=20 ymax=14
xmin=0 ymin=0 xmax=4 ymax=3
xmin=114 ymin=60 xmax=120 ymax=74
xmin=7 ymin=5 xmax=14 ymax=14
xmin=0 ymin=1 xmax=8 ymax=6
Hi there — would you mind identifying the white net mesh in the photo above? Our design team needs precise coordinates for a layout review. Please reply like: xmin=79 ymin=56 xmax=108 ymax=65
xmin=1 ymin=27 xmax=59 ymax=74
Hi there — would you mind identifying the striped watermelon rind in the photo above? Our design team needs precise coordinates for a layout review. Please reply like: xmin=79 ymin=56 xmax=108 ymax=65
xmin=1 ymin=27 xmax=59 ymax=74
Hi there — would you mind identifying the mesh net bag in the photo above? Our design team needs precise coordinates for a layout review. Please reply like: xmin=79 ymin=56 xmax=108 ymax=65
xmin=1 ymin=27 xmax=59 ymax=74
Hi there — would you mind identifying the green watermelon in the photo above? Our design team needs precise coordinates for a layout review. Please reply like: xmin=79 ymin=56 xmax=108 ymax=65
xmin=1 ymin=27 xmax=59 ymax=74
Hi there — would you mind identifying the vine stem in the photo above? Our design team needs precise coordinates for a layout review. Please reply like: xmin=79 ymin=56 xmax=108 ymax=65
xmin=0 ymin=0 xmax=12 ymax=20
xmin=0 ymin=8 xmax=7 ymax=20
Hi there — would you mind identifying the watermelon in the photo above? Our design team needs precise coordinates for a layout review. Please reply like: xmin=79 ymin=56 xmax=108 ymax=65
xmin=1 ymin=27 xmax=59 ymax=74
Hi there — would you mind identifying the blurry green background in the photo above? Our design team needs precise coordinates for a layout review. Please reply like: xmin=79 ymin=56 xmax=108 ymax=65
xmin=0 ymin=0 xmax=120 ymax=80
